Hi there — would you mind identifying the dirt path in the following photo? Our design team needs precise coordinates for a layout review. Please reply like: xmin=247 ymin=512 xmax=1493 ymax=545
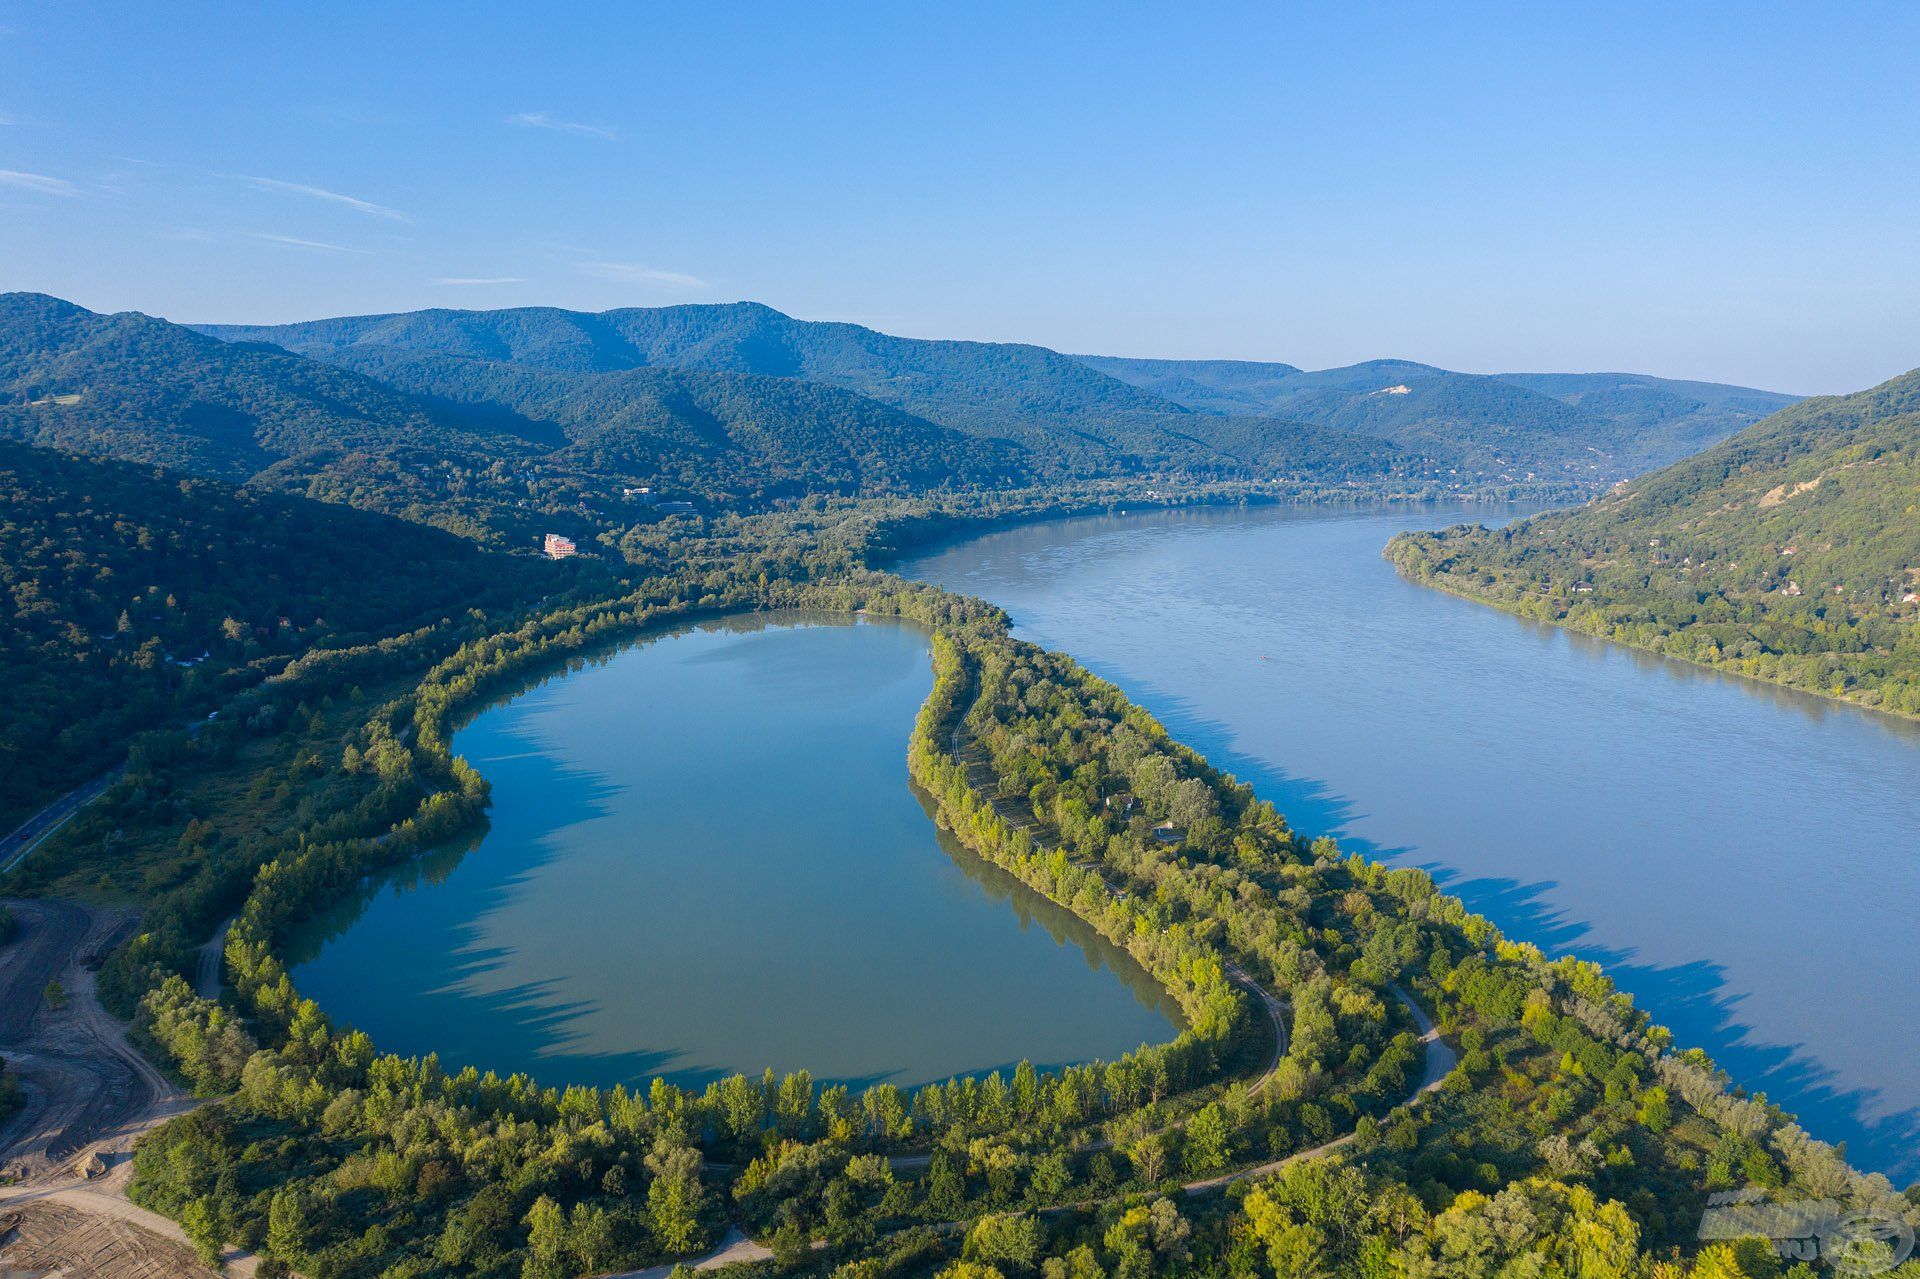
xmin=1233 ymin=961 xmax=1289 ymax=1097
xmin=0 ymin=900 xmax=187 ymax=1180
xmin=0 ymin=898 xmax=248 ymax=1276
xmin=0 ymin=1193 xmax=220 ymax=1279
xmin=604 ymin=1226 xmax=774 ymax=1279
xmin=0 ymin=1164 xmax=260 ymax=1277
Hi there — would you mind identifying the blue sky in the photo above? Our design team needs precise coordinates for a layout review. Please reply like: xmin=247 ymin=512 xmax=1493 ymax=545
xmin=3 ymin=2 xmax=1916 ymax=393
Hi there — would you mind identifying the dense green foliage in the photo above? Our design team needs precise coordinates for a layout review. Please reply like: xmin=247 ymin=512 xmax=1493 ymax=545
xmin=200 ymin=302 xmax=1613 ymax=489
xmin=326 ymin=348 xmax=1030 ymax=500
xmin=8 ymin=296 xmax=1916 ymax=1278
xmin=1080 ymin=355 xmax=1797 ymax=480
xmin=0 ymin=293 xmax=1039 ymax=540
xmin=0 ymin=293 xmax=473 ymax=484
xmin=64 ymin=517 xmax=1914 ymax=1275
xmin=0 ymin=439 xmax=545 ymax=836
xmin=1388 ymin=370 xmax=1920 ymax=717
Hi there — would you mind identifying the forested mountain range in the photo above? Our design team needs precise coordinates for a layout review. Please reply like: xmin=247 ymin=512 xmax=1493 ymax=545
xmin=1079 ymin=354 xmax=1798 ymax=478
xmin=1388 ymin=368 xmax=1920 ymax=717
xmin=205 ymin=301 xmax=1790 ymax=488
xmin=6 ymin=293 xmax=1804 ymax=540
xmin=0 ymin=294 xmax=1039 ymax=537
xmin=200 ymin=302 xmax=1420 ymax=483
xmin=0 ymin=437 xmax=541 ymax=834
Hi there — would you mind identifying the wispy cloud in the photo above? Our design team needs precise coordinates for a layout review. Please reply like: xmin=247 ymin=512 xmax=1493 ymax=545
xmin=509 ymin=111 xmax=618 ymax=141
xmin=0 ymin=168 xmax=81 ymax=197
xmin=251 ymin=232 xmax=368 ymax=254
xmin=435 ymin=276 xmax=525 ymax=286
xmin=243 ymin=176 xmax=408 ymax=221
xmin=581 ymin=260 xmax=707 ymax=288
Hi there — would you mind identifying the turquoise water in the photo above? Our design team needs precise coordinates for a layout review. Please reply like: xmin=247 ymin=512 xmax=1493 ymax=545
xmin=285 ymin=614 xmax=1178 ymax=1091
xmin=905 ymin=501 xmax=1920 ymax=1183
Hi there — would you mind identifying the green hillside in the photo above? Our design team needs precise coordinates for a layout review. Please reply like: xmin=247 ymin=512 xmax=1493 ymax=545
xmin=1080 ymin=354 xmax=1797 ymax=481
xmin=0 ymin=292 xmax=496 ymax=482
xmin=0 ymin=438 xmax=538 ymax=834
xmin=1387 ymin=369 xmax=1920 ymax=717
xmin=316 ymin=346 xmax=1031 ymax=499
xmin=0 ymin=295 xmax=1037 ymax=534
xmin=198 ymin=304 xmax=1426 ymax=482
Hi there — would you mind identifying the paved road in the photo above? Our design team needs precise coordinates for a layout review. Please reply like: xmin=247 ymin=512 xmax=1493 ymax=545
xmin=0 ymin=715 xmax=215 ymax=879
xmin=0 ymin=773 xmax=118 ymax=877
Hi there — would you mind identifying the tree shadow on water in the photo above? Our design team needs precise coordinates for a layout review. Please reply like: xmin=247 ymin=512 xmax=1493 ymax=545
xmin=1091 ymin=673 xmax=1920 ymax=1182
xmin=1418 ymin=866 xmax=1920 ymax=1185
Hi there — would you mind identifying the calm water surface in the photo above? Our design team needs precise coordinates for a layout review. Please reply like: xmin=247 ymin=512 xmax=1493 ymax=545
xmin=287 ymin=614 xmax=1177 ymax=1091
xmin=905 ymin=502 xmax=1920 ymax=1181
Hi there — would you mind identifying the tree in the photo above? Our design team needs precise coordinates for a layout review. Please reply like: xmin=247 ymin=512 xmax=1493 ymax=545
xmin=1041 ymin=1245 xmax=1107 ymax=1279
xmin=1029 ymin=1151 xmax=1072 ymax=1202
xmin=179 ymin=1197 xmax=224 ymax=1269
xmin=1168 ymin=777 xmax=1217 ymax=829
xmin=647 ymin=1137 xmax=706 ymax=1253
xmin=1638 ymin=1085 xmax=1673 ymax=1132
xmin=965 ymin=1213 xmax=1044 ymax=1273
xmin=1183 ymin=1102 xmax=1230 ymax=1175
xmin=1127 ymin=1132 xmax=1168 ymax=1186
xmin=265 ymin=1189 xmax=311 ymax=1268
xmin=522 ymin=1195 xmax=568 ymax=1279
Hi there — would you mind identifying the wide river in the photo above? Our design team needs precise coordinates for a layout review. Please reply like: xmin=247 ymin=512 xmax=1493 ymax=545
xmin=286 ymin=613 xmax=1178 ymax=1092
xmin=904 ymin=501 xmax=1920 ymax=1182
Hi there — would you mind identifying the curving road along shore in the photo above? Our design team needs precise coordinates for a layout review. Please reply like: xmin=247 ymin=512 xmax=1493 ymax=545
xmin=615 ymin=983 xmax=1457 ymax=1279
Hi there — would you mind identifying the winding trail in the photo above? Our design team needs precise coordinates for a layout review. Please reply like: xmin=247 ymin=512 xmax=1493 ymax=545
xmin=1180 ymin=982 xmax=1456 ymax=1194
xmin=630 ymin=983 xmax=1456 ymax=1278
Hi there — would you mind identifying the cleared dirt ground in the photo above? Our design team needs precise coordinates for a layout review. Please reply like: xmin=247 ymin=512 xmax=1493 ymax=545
xmin=0 ymin=899 xmax=244 ymax=1278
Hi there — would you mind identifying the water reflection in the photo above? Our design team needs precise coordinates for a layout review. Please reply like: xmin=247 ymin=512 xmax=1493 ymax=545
xmin=286 ymin=611 xmax=1176 ymax=1092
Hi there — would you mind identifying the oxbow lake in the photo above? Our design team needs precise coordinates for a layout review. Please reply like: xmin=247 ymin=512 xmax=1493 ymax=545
xmin=903 ymin=501 xmax=1920 ymax=1182
xmin=286 ymin=613 xmax=1179 ymax=1092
